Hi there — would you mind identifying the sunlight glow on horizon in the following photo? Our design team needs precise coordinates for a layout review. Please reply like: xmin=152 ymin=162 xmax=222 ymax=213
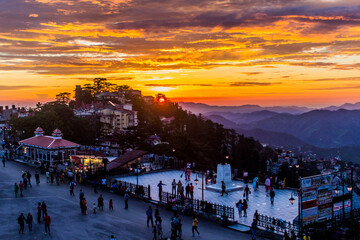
xmin=1 ymin=0 xmax=360 ymax=107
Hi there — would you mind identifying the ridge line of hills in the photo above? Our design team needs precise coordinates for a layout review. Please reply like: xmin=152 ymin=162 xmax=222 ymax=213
xmin=178 ymin=102 xmax=360 ymax=163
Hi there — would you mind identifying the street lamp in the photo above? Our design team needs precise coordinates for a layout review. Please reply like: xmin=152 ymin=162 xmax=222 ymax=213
xmin=289 ymin=190 xmax=298 ymax=205
xmin=289 ymin=194 xmax=295 ymax=205
xmin=194 ymin=172 xmax=204 ymax=201
xmin=334 ymin=186 xmax=340 ymax=195
xmin=194 ymin=177 xmax=199 ymax=185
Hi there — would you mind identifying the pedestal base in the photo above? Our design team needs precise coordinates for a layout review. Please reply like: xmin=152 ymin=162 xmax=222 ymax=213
xmin=206 ymin=182 xmax=243 ymax=192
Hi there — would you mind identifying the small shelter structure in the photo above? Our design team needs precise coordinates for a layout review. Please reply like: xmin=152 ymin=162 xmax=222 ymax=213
xmin=19 ymin=127 xmax=80 ymax=166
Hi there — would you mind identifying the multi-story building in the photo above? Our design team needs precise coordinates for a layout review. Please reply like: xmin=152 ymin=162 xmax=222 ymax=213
xmin=99 ymin=101 xmax=138 ymax=133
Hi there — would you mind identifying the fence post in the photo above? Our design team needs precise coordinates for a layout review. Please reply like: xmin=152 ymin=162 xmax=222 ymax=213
xmin=148 ymin=184 xmax=151 ymax=199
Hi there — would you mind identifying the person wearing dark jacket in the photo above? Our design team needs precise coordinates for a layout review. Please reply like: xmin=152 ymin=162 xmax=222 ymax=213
xmin=17 ymin=213 xmax=26 ymax=234
xmin=26 ymin=213 xmax=33 ymax=231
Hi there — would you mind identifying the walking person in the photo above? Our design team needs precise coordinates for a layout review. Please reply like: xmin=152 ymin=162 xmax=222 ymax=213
xmin=221 ymin=181 xmax=228 ymax=196
xmin=156 ymin=218 xmax=163 ymax=239
xmin=170 ymin=217 xmax=177 ymax=239
xmin=265 ymin=177 xmax=271 ymax=193
xmin=37 ymin=202 xmax=42 ymax=223
xmin=81 ymin=198 xmax=87 ymax=215
xmin=270 ymin=188 xmax=275 ymax=205
xmin=41 ymin=201 xmax=47 ymax=218
xmin=70 ymin=181 xmax=75 ymax=196
xmin=124 ymin=191 xmax=130 ymax=209
xmin=236 ymin=200 xmax=242 ymax=218
xmin=26 ymin=213 xmax=33 ymax=231
xmin=23 ymin=177 xmax=28 ymax=190
xmin=242 ymin=199 xmax=248 ymax=217
xmin=185 ymin=184 xmax=190 ymax=198
xmin=171 ymin=179 xmax=177 ymax=195
xmin=251 ymin=219 xmax=257 ymax=240
xmin=46 ymin=170 xmax=50 ymax=183
xmin=19 ymin=181 xmax=24 ymax=197
xmin=17 ymin=213 xmax=26 ymax=234
xmin=27 ymin=171 xmax=32 ymax=188
xmin=14 ymin=182 xmax=19 ymax=198
xmin=177 ymin=180 xmax=182 ymax=196
xmin=244 ymin=184 xmax=251 ymax=200
xmin=35 ymin=172 xmax=40 ymax=185
xmin=252 ymin=177 xmax=258 ymax=191
xmin=43 ymin=213 xmax=51 ymax=235
xmin=109 ymin=199 xmax=114 ymax=211
xmin=157 ymin=181 xmax=165 ymax=200
xmin=93 ymin=203 xmax=97 ymax=214
xmin=79 ymin=189 xmax=84 ymax=207
xmin=190 ymin=183 xmax=194 ymax=199
xmin=152 ymin=225 xmax=157 ymax=240
xmin=146 ymin=206 xmax=154 ymax=228
xmin=178 ymin=218 xmax=183 ymax=240
xmin=98 ymin=194 xmax=104 ymax=211
xmin=192 ymin=216 xmax=200 ymax=237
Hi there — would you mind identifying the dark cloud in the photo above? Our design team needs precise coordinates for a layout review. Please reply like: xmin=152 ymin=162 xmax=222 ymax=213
xmin=310 ymin=85 xmax=360 ymax=90
xmin=229 ymin=81 xmax=281 ymax=87
xmin=302 ymin=77 xmax=360 ymax=82
xmin=144 ymin=83 xmax=213 ymax=87
xmin=0 ymin=85 xmax=45 ymax=90
xmin=79 ymin=76 xmax=135 ymax=81
xmin=0 ymin=0 xmax=359 ymax=76
xmin=241 ymin=72 xmax=263 ymax=75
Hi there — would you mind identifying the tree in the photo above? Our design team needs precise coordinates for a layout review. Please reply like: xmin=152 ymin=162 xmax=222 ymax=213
xmin=55 ymin=92 xmax=71 ymax=104
xmin=10 ymin=102 xmax=96 ymax=145
xmin=117 ymin=85 xmax=131 ymax=91
xmin=155 ymin=93 xmax=167 ymax=103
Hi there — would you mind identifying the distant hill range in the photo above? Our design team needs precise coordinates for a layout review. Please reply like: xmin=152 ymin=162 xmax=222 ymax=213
xmin=178 ymin=102 xmax=311 ymax=115
xmin=179 ymin=102 xmax=360 ymax=163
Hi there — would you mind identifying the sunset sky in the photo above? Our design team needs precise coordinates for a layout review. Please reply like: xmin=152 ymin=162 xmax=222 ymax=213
xmin=1 ymin=0 xmax=360 ymax=107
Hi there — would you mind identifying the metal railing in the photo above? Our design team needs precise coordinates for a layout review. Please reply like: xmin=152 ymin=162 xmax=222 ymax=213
xmin=256 ymin=213 xmax=299 ymax=236
xmin=159 ymin=191 xmax=235 ymax=221
xmin=112 ymin=179 xmax=151 ymax=200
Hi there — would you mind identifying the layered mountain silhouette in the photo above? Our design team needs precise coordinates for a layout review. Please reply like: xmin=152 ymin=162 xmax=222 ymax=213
xmin=181 ymin=102 xmax=360 ymax=163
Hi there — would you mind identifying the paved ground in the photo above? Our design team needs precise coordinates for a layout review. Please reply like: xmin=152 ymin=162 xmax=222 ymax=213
xmin=115 ymin=170 xmax=360 ymax=227
xmin=115 ymin=170 xmax=299 ymax=226
xmin=0 ymin=155 xmax=263 ymax=239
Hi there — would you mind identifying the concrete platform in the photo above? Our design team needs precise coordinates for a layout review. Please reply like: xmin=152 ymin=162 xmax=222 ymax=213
xmin=206 ymin=182 xmax=243 ymax=192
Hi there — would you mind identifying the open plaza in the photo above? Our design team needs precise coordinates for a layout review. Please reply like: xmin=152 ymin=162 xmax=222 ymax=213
xmin=115 ymin=170 xmax=300 ymax=227
xmin=0 ymin=157 xmax=262 ymax=240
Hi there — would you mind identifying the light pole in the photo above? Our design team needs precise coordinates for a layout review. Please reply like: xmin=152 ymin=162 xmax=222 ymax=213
xmin=289 ymin=185 xmax=301 ymax=236
xmin=194 ymin=172 xmax=205 ymax=201
xmin=136 ymin=162 xmax=140 ymax=188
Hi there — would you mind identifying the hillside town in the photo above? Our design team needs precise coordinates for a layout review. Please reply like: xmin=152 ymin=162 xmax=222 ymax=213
xmin=0 ymin=79 xmax=358 ymax=240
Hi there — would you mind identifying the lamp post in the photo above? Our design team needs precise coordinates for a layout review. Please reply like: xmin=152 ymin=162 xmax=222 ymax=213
xmin=194 ymin=172 xmax=205 ymax=201
xmin=136 ymin=162 xmax=141 ymax=188
xmin=289 ymin=189 xmax=300 ymax=235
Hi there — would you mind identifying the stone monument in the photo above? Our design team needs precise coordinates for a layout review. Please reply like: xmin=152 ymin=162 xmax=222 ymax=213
xmin=206 ymin=163 xmax=243 ymax=192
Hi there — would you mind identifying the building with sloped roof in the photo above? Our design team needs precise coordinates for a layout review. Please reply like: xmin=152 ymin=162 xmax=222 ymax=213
xmin=107 ymin=150 xmax=147 ymax=172
xmin=19 ymin=127 xmax=80 ymax=166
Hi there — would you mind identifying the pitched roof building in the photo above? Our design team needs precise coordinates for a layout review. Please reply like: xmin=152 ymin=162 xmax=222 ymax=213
xmin=19 ymin=127 xmax=80 ymax=166
xmin=107 ymin=150 xmax=147 ymax=171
